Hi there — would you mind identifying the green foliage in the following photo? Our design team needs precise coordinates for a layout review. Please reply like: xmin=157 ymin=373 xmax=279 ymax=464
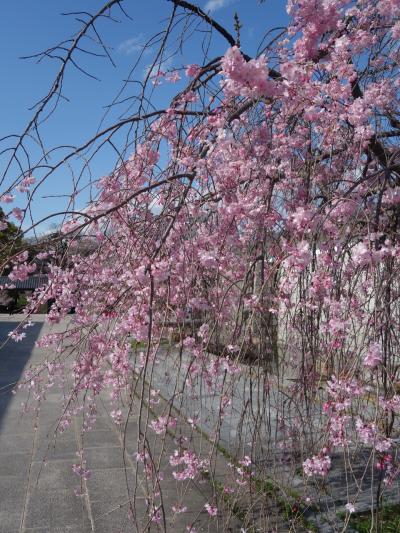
xmin=0 ymin=208 xmax=22 ymax=270
xmin=349 ymin=504 xmax=400 ymax=533
xmin=131 ymin=339 xmax=148 ymax=351
xmin=16 ymin=294 xmax=27 ymax=308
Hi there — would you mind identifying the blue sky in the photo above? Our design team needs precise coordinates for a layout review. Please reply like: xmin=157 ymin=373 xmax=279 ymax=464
xmin=0 ymin=0 xmax=288 ymax=234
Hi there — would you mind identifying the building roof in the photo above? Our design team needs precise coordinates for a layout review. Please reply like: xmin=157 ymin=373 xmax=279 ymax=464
xmin=0 ymin=275 xmax=48 ymax=290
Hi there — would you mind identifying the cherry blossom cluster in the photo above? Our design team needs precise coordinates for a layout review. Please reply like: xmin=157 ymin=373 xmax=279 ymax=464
xmin=4 ymin=0 xmax=400 ymax=525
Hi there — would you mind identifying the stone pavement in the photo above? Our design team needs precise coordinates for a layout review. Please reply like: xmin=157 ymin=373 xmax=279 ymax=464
xmin=150 ymin=346 xmax=400 ymax=532
xmin=0 ymin=316 xmax=243 ymax=533
xmin=3 ymin=315 xmax=397 ymax=532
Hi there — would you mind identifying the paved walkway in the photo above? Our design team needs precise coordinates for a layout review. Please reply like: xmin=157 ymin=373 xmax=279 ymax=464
xmin=4 ymin=315 xmax=395 ymax=532
xmin=151 ymin=347 xmax=400 ymax=532
xmin=0 ymin=316 xmax=242 ymax=533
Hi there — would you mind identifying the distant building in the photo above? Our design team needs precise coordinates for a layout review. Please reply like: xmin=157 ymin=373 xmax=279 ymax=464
xmin=0 ymin=275 xmax=48 ymax=313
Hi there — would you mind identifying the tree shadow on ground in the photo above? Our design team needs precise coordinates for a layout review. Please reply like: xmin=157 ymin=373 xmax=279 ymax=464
xmin=0 ymin=320 xmax=43 ymax=429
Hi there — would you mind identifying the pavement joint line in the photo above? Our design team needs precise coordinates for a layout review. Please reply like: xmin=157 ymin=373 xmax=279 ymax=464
xmin=19 ymin=415 xmax=39 ymax=533
xmin=74 ymin=415 xmax=95 ymax=532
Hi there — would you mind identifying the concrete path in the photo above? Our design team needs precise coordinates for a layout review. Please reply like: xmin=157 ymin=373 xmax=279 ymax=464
xmin=150 ymin=346 xmax=400 ymax=532
xmin=5 ymin=313 xmax=385 ymax=532
xmin=0 ymin=316 xmax=242 ymax=533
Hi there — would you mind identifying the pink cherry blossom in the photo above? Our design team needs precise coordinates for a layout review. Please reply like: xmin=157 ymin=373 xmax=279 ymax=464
xmin=204 ymin=503 xmax=218 ymax=517
xmin=303 ymin=454 xmax=331 ymax=477
xmin=1 ymin=194 xmax=14 ymax=203
xmin=363 ymin=343 xmax=383 ymax=369
xmin=185 ymin=64 xmax=200 ymax=77
xmin=4 ymin=0 xmax=400 ymax=525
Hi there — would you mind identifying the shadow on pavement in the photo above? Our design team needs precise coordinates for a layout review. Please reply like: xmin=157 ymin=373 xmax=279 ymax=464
xmin=0 ymin=320 xmax=43 ymax=429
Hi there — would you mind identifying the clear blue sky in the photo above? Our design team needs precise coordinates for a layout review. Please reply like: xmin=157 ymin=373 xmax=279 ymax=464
xmin=0 ymin=0 xmax=287 ymax=234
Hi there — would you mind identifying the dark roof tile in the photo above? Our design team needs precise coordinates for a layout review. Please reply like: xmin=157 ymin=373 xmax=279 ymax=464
xmin=0 ymin=275 xmax=48 ymax=290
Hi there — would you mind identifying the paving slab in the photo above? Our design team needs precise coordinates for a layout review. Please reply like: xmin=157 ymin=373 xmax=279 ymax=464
xmin=24 ymin=489 xmax=91 ymax=531
xmin=0 ymin=316 xmax=243 ymax=532
xmin=0 ymin=509 xmax=22 ymax=533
